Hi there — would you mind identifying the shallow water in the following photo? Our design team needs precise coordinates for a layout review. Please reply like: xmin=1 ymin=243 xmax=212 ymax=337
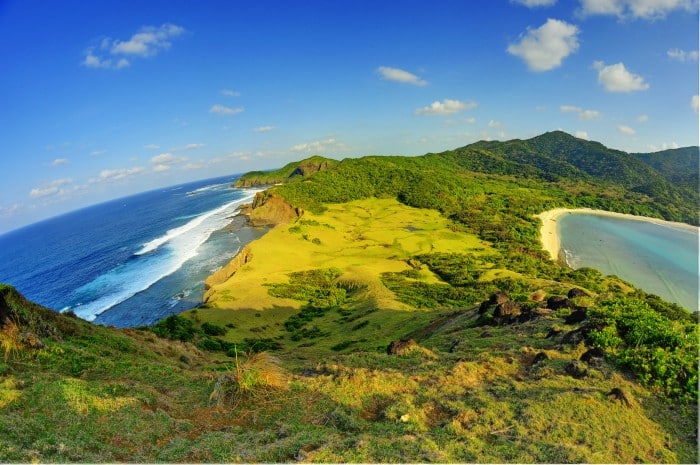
xmin=558 ymin=213 xmax=699 ymax=311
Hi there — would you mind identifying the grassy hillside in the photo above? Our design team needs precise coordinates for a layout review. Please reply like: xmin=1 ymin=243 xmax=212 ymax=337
xmin=1 ymin=131 xmax=697 ymax=462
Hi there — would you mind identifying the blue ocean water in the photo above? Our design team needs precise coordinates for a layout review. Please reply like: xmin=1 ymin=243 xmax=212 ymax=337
xmin=0 ymin=175 xmax=265 ymax=327
xmin=558 ymin=213 xmax=699 ymax=312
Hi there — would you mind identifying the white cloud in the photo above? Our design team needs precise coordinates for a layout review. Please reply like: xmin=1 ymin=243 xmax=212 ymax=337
xmin=171 ymin=143 xmax=205 ymax=151
xmin=90 ymin=150 xmax=107 ymax=156
xmin=111 ymin=24 xmax=185 ymax=56
xmin=97 ymin=166 xmax=146 ymax=182
xmin=617 ymin=124 xmax=636 ymax=135
xmin=560 ymin=105 xmax=601 ymax=120
xmin=83 ymin=50 xmax=130 ymax=69
xmin=692 ymin=95 xmax=699 ymax=114
xmin=51 ymin=158 xmax=69 ymax=166
xmin=637 ymin=114 xmax=649 ymax=122
xmin=150 ymin=153 xmax=186 ymax=165
xmin=29 ymin=178 xmax=73 ymax=198
xmin=507 ymin=18 xmax=580 ymax=71
xmin=512 ymin=0 xmax=557 ymax=6
xmin=667 ymin=48 xmax=699 ymax=62
xmin=575 ymin=130 xmax=590 ymax=139
xmin=488 ymin=120 xmax=502 ymax=128
xmin=377 ymin=66 xmax=428 ymax=86
xmin=221 ymin=89 xmax=241 ymax=97
xmin=144 ymin=144 xmax=160 ymax=150
xmin=560 ymin=105 xmax=581 ymax=113
xmin=0 ymin=203 xmax=21 ymax=218
xmin=579 ymin=0 xmax=697 ymax=20
xmin=465 ymin=117 xmax=477 ymax=124
xmin=290 ymin=138 xmax=346 ymax=153
xmin=153 ymin=164 xmax=170 ymax=172
xmin=254 ymin=126 xmax=275 ymax=132
xmin=209 ymin=104 xmax=244 ymax=115
xmin=648 ymin=141 xmax=681 ymax=151
xmin=580 ymin=110 xmax=601 ymax=120
xmin=83 ymin=24 xmax=184 ymax=70
xmin=415 ymin=99 xmax=477 ymax=116
xmin=593 ymin=61 xmax=649 ymax=92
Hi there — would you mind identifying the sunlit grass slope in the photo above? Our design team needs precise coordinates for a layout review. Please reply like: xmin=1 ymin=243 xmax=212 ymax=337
xmin=197 ymin=198 xmax=502 ymax=356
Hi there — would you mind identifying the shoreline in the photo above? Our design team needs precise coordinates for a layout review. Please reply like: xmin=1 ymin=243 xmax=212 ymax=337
xmin=535 ymin=208 xmax=698 ymax=263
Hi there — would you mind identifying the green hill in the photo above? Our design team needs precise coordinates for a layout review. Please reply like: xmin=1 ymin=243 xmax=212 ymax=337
xmin=634 ymin=146 xmax=699 ymax=193
xmin=1 ymin=131 xmax=697 ymax=462
xmin=233 ymin=155 xmax=338 ymax=187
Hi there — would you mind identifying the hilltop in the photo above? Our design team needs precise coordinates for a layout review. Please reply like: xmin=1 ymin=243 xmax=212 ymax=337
xmin=0 ymin=131 xmax=697 ymax=462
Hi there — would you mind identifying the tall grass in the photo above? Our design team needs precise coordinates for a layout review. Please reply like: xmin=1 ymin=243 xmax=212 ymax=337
xmin=209 ymin=351 xmax=289 ymax=407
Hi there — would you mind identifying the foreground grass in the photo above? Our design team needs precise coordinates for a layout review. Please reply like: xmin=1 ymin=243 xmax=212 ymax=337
xmin=1 ymin=287 xmax=695 ymax=462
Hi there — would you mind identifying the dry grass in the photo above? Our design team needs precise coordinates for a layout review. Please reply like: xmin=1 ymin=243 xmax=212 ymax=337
xmin=1 ymin=321 xmax=21 ymax=361
xmin=209 ymin=351 xmax=289 ymax=407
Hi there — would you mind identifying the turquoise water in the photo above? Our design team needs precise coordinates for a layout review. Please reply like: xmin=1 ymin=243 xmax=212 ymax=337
xmin=557 ymin=213 xmax=698 ymax=312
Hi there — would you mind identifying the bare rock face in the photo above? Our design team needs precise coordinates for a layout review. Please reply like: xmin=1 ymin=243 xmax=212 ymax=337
xmin=249 ymin=192 xmax=302 ymax=227
xmin=204 ymin=246 xmax=253 ymax=291
xmin=387 ymin=339 xmax=418 ymax=355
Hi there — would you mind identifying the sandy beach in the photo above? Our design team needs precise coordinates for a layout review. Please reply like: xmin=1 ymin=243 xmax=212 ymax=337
xmin=535 ymin=208 xmax=699 ymax=263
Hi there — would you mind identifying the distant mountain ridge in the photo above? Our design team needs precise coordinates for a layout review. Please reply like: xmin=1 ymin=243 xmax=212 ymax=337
xmin=458 ymin=131 xmax=698 ymax=192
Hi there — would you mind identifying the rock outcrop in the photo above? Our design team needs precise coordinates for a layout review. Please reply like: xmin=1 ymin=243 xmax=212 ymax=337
xmin=204 ymin=246 xmax=253 ymax=292
xmin=248 ymin=192 xmax=303 ymax=227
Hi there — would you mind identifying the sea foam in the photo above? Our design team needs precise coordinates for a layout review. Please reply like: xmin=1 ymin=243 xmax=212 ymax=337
xmin=71 ymin=190 xmax=259 ymax=321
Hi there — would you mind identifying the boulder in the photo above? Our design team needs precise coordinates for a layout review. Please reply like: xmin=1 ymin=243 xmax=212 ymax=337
xmin=564 ymin=309 xmax=587 ymax=324
xmin=565 ymin=360 xmax=588 ymax=379
xmin=531 ymin=352 xmax=549 ymax=366
xmin=387 ymin=339 xmax=418 ymax=355
xmin=547 ymin=296 xmax=574 ymax=310
xmin=580 ymin=347 xmax=606 ymax=363
xmin=494 ymin=301 xmax=522 ymax=319
xmin=568 ymin=288 xmax=590 ymax=299
xmin=607 ymin=387 xmax=632 ymax=407
xmin=479 ymin=292 xmax=509 ymax=314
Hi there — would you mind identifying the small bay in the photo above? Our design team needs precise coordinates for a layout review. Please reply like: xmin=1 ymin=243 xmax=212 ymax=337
xmin=558 ymin=213 xmax=698 ymax=312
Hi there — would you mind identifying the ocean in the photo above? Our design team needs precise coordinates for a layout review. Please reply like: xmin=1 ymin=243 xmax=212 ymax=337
xmin=0 ymin=175 xmax=266 ymax=327
xmin=558 ymin=213 xmax=699 ymax=312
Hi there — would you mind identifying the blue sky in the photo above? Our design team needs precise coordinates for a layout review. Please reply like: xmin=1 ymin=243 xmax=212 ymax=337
xmin=0 ymin=0 xmax=698 ymax=234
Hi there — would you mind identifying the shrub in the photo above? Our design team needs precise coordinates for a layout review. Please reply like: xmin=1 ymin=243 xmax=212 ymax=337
xmin=150 ymin=315 xmax=196 ymax=342
xmin=201 ymin=322 xmax=227 ymax=336
xmin=209 ymin=352 xmax=288 ymax=406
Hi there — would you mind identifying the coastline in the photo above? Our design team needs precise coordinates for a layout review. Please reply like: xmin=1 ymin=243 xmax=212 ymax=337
xmin=535 ymin=208 xmax=698 ymax=264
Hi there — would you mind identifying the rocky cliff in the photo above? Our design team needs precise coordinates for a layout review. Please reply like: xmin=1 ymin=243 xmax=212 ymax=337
xmin=247 ymin=191 xmax=303 ymax=227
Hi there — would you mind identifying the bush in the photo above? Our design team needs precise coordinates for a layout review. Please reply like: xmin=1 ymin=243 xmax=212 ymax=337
xmin=150 ymin=315 xmax=196 ymax=342
xmin=201 ymin=322 xmax=227 ymax=336
xmin=586 ymin=298 xmax=698 ymax=402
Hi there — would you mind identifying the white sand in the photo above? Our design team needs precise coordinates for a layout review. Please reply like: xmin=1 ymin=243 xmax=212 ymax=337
xmin=534 ymin=208 xmax=698 ymax=262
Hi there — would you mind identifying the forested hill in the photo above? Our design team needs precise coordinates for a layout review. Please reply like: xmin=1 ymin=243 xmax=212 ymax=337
xmin=634 ymin=146 xmax=699 ymax=193
xmin=270 ymin=131 xmax=698 ymax=226
xmin=447 ymin=131 xmax=698 ymax=208
xmin=233 ymin=155 xmax=338 ymax=187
